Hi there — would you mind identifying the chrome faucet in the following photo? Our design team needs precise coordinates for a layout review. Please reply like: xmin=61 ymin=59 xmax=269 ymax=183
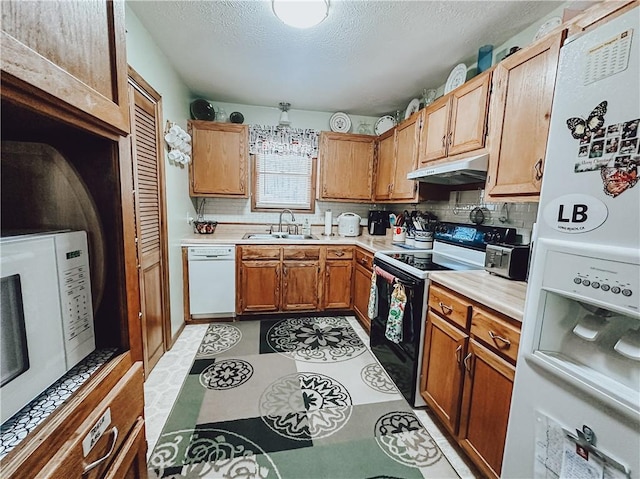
xmin=278 ymin=209 xmax=296 ymax=233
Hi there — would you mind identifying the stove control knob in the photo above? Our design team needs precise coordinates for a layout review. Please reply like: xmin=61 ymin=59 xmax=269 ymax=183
xmin=485 ymin=231 xmax=500 ymax=243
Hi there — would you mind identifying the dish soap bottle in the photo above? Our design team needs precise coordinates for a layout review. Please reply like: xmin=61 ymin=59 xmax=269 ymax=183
xmin=302 ymin=218 xmax=311 ymax=236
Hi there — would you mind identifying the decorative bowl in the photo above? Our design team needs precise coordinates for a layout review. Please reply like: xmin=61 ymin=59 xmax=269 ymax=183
xmin=193 ymin=220 xmax=217 ymax=234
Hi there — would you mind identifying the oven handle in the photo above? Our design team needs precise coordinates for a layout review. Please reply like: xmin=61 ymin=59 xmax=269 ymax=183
xmin=374 ymin=260 xmax=423 ymax=287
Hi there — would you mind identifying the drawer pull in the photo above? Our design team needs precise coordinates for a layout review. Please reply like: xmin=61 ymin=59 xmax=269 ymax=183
xmin=438 ymin=302 xmax=453 ymax=315
xmin=333 ymin=250 xmax=345 ymax=257
xmin=83 ymin=426 xmax=118 ymax=474
xmin=489 ymin=330 xmax=511 ymax=347
xmin=455 ymin=344 xmax=462 ymax=365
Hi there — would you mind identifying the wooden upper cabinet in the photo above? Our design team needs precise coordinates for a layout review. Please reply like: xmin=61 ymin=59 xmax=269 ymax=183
xmin=448 ymin=73 xmax=492 ymax=156
xmin=318 ymin=131 xmax=375 ymax=201
xmin=373 ymin=129 xmax=396 ymax=201
xmin=419 ymin=96 xmax=450 ymax=163
xmin=419 ymin=71 xmax=491 ymax=165
xmin=390 ymin=111 xmax=421 ymax=200
xmin=189 ymin=121 xmax=249 ymax=197
xmin=1 ymin=0 xmax=130 ymax=137
xmin=485 ymin=31 xmax=565 ymax=201
xmin=373 ymin=110 xmax=422 ymax=203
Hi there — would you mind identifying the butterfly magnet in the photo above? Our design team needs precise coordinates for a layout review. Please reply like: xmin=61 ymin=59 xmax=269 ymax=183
xmin=600 ymin=156 xmax=639 ymax=198
xmin=566 ymin=101 xmax=608 ymax=139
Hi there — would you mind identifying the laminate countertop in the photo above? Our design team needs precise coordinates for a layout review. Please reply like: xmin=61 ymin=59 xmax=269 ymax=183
xmin=429 ymin=270 xmax=528 ymax=322
xmin=181 ymin=224 xmax=408 ymax=254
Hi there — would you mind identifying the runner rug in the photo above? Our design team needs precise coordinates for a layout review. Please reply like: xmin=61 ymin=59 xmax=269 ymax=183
xmin=147 ymin=316 xmax=459 ymax=479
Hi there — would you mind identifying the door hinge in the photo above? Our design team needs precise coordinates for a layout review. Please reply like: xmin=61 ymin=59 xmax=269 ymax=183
xmin=138 ymin=311 xmax=143 ymax=320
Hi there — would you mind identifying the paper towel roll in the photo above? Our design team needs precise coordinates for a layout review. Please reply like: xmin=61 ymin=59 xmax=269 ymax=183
xmin=324 ymin=210 xmax=332 ymax=236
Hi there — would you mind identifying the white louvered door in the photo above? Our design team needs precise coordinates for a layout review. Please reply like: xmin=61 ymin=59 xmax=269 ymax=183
xmin=128 ymin=75 xmax=169 ymax=374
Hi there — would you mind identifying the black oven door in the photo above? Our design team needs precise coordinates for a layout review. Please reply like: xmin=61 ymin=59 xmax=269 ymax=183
xmin=370 ymin=259 xmax=425 ymax=406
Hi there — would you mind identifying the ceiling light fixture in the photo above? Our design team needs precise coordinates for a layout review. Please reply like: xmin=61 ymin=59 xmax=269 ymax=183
xmin=272 ymin=0 xmax=329 ymax=29
xmin=278 ymin=102 xmax=291 ymax=126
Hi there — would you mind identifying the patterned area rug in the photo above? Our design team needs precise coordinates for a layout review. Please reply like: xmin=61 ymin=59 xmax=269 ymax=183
xmin=148 ymin=316 xmax=459 ymax=479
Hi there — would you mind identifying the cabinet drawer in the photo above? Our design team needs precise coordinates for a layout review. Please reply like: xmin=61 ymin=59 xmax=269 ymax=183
xmin=326 ymin=246 xmax=354 ymax=260
xmin=36 ymin=362 xmax=144 ymax=479
xmin=471 ymin=308 xmax=520 ymax=363
xmin=240 ymin=246 xmax=281 ymax=260
xmin=283 ymin=246 xmax=321 ymax=260
xmin=428 ymin=284 xmax=470 ymax=330
xmin=355 ymin=248 xmax=374 ymax=270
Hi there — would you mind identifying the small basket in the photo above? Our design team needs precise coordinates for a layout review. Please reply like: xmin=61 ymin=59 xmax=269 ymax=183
xmin=193 ymin=220 xmax=217 ymax=234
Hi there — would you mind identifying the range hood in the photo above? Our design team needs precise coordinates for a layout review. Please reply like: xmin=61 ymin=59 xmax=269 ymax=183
xmin=407 ymin=154 xmax=488 ymax=185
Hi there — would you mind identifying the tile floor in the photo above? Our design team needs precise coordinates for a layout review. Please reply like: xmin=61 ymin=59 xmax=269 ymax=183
xmin=144 ymin=317 xmax=480 ymax=478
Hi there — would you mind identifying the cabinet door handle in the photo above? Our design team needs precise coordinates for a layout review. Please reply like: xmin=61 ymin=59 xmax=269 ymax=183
xmin=534 ymin=158 xmax=544 ymax=181
xmin=83 ymin=426 xmax=118 ymax=474
xmin=447 ymin=132 xmax=452 ymax=146
xmin=441 ymin=134 xmax=446 ymax=148
xmin=455 ymin=344 xmax=462 ymax=365
xmin=463 ymin=352 xmax=473 ymax=374
xmin=438 ymin=301 xmax=453 ymax=315
xmin=489 ymin=330 xmax=511 ymax=347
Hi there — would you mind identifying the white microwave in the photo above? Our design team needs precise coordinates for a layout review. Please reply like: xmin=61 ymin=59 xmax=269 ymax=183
xmin=0 ymin=230 xmax=95 ymax=424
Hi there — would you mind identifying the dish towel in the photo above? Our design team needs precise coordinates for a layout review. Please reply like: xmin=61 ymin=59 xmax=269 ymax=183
xmin=385 ymin=282 xmax=406 ymax=344
xmin=367 ymin=269 xmax=378 ymax=320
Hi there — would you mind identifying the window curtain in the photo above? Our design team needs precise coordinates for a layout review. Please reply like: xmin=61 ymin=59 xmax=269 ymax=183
xmin=249 ymin=125 xmax=319 ymax=158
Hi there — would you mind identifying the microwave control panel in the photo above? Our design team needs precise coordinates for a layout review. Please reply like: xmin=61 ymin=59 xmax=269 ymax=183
xmin=542 ymin=250 xmax=639 ymax=313
xmin=54 ymin=232 xmax=96 ymax=367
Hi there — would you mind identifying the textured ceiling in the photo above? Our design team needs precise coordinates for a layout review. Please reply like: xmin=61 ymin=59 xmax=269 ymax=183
xmin=127 ymin=0 xmax=568 ymax=116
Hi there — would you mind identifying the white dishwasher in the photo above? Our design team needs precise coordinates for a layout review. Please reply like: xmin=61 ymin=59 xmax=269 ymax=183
xmin=187 ymin=245 xmax=236 ymax=319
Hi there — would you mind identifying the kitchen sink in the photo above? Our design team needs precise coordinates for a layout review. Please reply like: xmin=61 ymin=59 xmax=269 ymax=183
xmin=242 ymin=233 xmax=319 ymax=240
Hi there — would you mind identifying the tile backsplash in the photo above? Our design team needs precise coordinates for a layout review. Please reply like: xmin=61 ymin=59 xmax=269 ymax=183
xmin=196 ymin=189 xmax=538 ymax=243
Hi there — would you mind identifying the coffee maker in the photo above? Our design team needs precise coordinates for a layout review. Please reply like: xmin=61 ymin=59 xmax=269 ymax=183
xmin=368 ymin=210 xmax=389 ymax=235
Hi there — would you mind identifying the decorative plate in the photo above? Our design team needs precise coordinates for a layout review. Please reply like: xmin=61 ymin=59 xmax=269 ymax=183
xmin=444 ymin=63 xmax=468 ymax=94
xmin=374 ymin=115 xmax=395 ymax=135
xmin=404 ymin=98 xmax=421 ymax=119
xmin=329 ymin=112 xmax=352 ymax=133
xmin=534 ymin=16 xmax=562 ymax=41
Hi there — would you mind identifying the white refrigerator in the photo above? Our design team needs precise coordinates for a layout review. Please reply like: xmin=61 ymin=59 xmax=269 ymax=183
xmin=503 ymin=6 xmax=640 ymax=479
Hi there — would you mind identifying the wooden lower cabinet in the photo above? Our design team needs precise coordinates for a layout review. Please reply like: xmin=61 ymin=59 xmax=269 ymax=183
xmin=420 ymin=282 xmax=520 ymax=479
xmin=458 ymin=339 xmax=515 ymax=479
xmin=421 ymin=312 xmax=467 ymax=436
xmin=2 ymin=354 xmax=145 ymax=479
xmin=282 ymin=260 xmax=320 ymax=311
xmin=322 ymin=246 xmax=354 ymax=310
xmin=352 ymin=248 xmax=374 ymax=332
xmin=238 ymin=259 xmax=281 ymax=313
xmin=237 ymin=245 xmax=351 ymax=315
xmin=323 ymin=259 xmax=353 ymax=309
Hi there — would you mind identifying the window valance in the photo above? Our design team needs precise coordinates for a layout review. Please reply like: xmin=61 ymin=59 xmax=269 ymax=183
xmin=249 ymin=125 xmax=319 ymax=159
